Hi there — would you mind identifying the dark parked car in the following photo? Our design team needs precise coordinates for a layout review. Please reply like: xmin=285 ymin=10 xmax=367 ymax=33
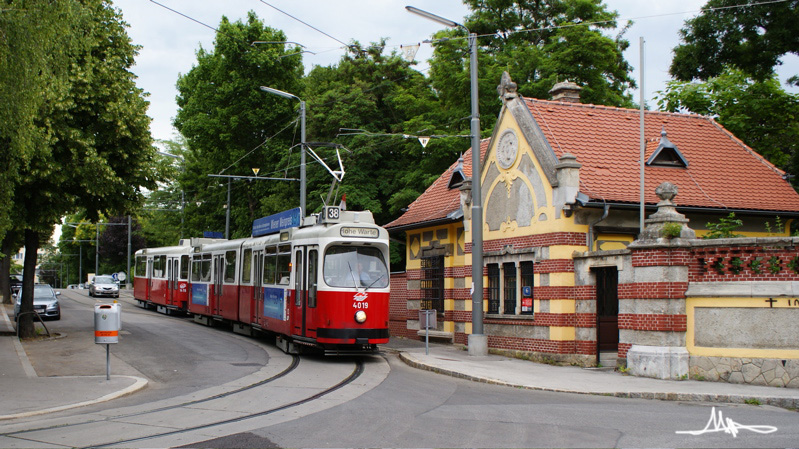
xmin=14 ymin=284 xmax=61 ymax=321
xmin=10 ymin=274 xmax=22 ymax=295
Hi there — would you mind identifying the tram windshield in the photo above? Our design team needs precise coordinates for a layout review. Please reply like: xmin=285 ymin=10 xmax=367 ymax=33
xmin=324 ymin=246 xmax=388 ymax=289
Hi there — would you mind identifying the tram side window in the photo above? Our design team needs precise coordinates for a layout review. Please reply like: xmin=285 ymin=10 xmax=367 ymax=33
xmin=277 ymin=245 xmax=291 ymax=285
xmin=153 ymin=255 xmax=167 ymax=278
xmin=192 ymin=254 xmax=212 ymax=282
xmin=263 ymin=247 xmax=277 ymax=285
xmin=224 ymin=250 xmax=237 ymax=283
xmin=135 ymin=256 xmax=147 ymax=277
xmin=241 ymin=248 xmax=252 ymax=284
xmin=201 ymin=255 xmax=211 ymax=282
xmin=180 ymin=255 xmax=189 ymax=280
xmin=191 ymin=257 xmax=201 ymax=282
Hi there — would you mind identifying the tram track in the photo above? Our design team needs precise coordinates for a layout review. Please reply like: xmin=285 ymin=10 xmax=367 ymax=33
xmin=0 ymin=354 xmax=301 ymax=439
xmin=2 ymin=358 xmax=364 ymax=448
xmin=89 ymin=359 xmax=364 ymax=448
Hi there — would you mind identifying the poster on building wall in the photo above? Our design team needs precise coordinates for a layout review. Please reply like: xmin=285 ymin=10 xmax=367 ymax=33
xmin=521 ymin=285 xmax=533 ymax=313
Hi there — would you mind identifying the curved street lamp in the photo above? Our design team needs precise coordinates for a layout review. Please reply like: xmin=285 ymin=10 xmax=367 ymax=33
xmin=406 ymin=6 xmax=485 ymax=356
xmin=260 ymin=86 xmax=306 ymax=218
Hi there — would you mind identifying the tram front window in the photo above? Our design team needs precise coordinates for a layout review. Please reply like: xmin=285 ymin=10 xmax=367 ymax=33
xmin=324 ymin=246 xmax=388 ymax=288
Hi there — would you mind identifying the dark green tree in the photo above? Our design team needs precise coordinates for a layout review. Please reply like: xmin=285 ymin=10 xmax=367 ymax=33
xmin=174 ymin=12 xmax=305 ymax=239
xmin=426 ymin=0 xmax=635 ymax=128
xmin=57 ymin=214 xmax=97 ymax=285
xmin=304 ymin=41 xmax=454 ymax=226
xmin=670 ymin=0 xmax=799 ymax=84
xmin=97 ymin=216 xmax=145 ymax=275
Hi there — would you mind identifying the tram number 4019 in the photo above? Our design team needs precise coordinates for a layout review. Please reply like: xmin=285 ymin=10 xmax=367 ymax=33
xmin=353 ymin=301 xmax=369 ymax=309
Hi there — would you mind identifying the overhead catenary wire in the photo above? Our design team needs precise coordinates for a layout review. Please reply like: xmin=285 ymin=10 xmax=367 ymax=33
xmin=257 ymin=0 xmax=352 ymax=50
xmin=218 ymin=118 xmax=299 ymax=175
xmin=148 ymin=0 xmax=789 ymax=71
xmin=143 ymin=0 xmax=791 ymax=189
xmin=337 ymin=128 xmax=470 ymax=140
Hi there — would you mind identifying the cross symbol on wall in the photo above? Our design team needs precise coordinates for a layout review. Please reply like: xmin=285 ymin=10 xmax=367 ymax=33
xmin=765 ymin=298 xmax=777 ymax=308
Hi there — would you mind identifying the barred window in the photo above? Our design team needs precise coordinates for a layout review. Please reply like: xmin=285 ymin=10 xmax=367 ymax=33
xmin=486 ymin=259 xmax=534 ymax=317
xmin=487 ymin=264 xmax=500 ymax=314
xmin=420 ymin=255 xmax=444 ymax=313
xmin=503 ymin=262 xmax=516 ymax=314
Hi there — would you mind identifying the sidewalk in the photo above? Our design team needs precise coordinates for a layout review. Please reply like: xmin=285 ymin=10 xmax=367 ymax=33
xmin=2 ymin=302 xmax=798 ymax=422
xmin=385 ymin=338 xmax=799 ymax=409
xmin=0 ymin=303 xmax=147 ymax=421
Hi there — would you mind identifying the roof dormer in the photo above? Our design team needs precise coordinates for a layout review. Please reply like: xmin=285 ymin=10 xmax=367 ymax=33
xmin=647 ymin=128 xmax=688 ymax=168
xmin=448 ymin=154 xmax=466 ymax=189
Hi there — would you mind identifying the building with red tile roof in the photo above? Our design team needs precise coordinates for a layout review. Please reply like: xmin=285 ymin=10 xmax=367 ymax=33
xmin=384 ymin=73 xmax=799 ymax=368
xmin=387 ymin=79 xmax=799 ymax=234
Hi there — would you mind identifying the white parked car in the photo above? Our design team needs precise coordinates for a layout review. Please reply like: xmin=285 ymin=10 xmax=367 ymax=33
xmin=89 ymin=275 xmax=119 ymax=298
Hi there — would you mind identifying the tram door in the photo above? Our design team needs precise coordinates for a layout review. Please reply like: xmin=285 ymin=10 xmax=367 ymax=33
xmin=212 ymin=254 xmax=224 ymax=316
xmin=253 ymin=250 xmax=264 ymax=325
xmin=167 ymin=257 xmax=179 ymax=307
xmin=147 ymin=258 xmax=154 ymax=302
xmin=292 ymin=246 xmax=319 ymax=339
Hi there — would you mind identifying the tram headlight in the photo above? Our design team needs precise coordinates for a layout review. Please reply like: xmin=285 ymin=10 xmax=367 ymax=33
xmin=354 ymin=310 xmax=367 ymax=323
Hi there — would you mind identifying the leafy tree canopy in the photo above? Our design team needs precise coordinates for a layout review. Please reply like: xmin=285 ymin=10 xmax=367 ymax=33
xmin=657 ymin=67 xmax=799 ymax=185
xmin=670 ymin=0 xmax=799 ymax=85
xmin=0 ymin=0 xmax=86 ymax=241
xmin=428 ymin=0 xmax=635 ymax=123
xmin=305 ymin=41 xmax=453 ymax=224
xmin=174 ymin=11 xmax=305 ymax=238
xmin=9 ymin=0 xmax=159 ymax=338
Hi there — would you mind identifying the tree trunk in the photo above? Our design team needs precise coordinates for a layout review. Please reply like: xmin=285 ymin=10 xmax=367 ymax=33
xmin=17 ymin=229 xmax=41 ymax=340
xmin=0 ymin=235 xmax=10 ymax=305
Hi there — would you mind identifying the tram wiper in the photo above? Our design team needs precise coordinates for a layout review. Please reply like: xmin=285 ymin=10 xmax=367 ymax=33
xmin=364 ymin=273 xmax=386 ymax=291
xmin=347 ymin=262 xmax=359 ymax=289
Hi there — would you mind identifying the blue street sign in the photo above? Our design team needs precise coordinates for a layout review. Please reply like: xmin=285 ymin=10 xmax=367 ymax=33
xmin=252 ymin=208 xmax=302 ymax=237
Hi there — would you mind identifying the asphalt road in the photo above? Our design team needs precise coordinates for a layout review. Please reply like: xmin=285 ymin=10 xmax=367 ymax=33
xmin=6 ymin=289 xmax=799 ymax=448
xmin=194 ymin=355 xmax=799 ymax=448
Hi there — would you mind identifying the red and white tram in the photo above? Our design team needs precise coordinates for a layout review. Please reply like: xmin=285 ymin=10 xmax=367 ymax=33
xmin=133 ymin=239 xmax=222 ymax=314
xmin=134 ymin=206 xmax=390 ymax=354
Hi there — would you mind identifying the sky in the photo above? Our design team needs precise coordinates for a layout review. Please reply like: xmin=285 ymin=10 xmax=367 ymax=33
xmin=112 ymin=0 xmax=799 ymax=144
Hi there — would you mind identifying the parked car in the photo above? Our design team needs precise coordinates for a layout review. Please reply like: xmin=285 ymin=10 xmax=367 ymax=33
xmin=89 ymin=275 xmax=119 ymax=298
xmin=14 ymin=284 xmax=61 ymax=321
xmin=10 ymin=274 xmax=22 ymax=295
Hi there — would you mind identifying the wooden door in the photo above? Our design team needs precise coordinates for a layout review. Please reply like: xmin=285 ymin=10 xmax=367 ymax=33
xmin=595 ymin=266 xmax=619 ymax=352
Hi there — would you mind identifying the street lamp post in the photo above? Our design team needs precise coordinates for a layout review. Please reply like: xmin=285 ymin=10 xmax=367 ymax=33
xmin=406 ymin=6 xmax=486 ymax=356
xmin=260 ymin=86 xmax=306 ymax=218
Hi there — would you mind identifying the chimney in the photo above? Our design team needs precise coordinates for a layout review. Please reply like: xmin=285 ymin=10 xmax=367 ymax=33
xmin=549 ymin=81 xmax=581 ymax=103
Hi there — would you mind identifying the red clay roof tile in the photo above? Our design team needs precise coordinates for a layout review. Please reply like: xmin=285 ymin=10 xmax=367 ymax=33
xmin=385 ymin=98 xmax=799 ymax=230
